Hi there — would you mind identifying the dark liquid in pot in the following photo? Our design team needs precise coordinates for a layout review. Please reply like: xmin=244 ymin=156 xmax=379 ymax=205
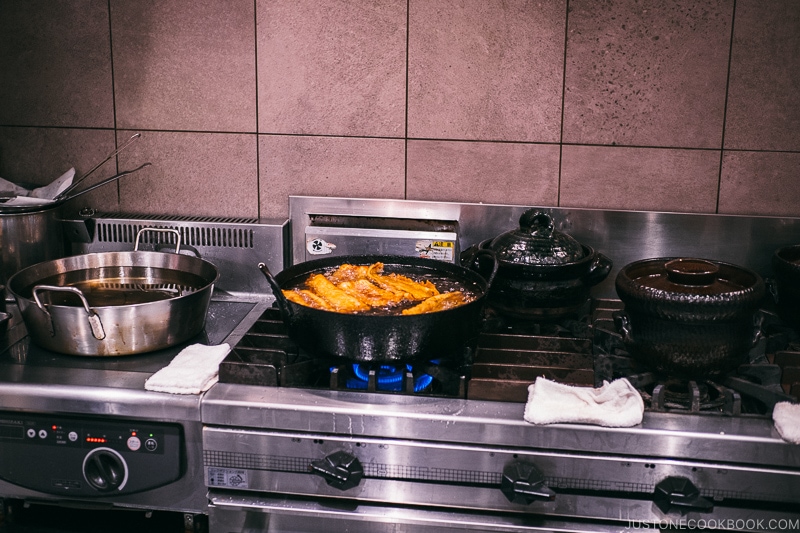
xmin=21 ymin=267 xmax=206 ymax=307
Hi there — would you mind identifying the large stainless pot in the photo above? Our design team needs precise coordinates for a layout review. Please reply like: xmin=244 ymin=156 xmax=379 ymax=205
xmin=614 ymin=257 xmax=765 ymax=377
xmin=0 ymin=162 xmax=150 ymax=289
xmin=7 ymin=228 xmax=218 ymax=356
xmin=0 ymin=204 xmax=64 ymax=289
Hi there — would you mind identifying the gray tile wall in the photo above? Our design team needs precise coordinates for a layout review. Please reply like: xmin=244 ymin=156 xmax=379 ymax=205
xmin=1 ymin=0 xmax=798 ymax=219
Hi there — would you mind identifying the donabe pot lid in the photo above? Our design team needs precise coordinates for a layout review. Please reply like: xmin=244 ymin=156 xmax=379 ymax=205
xmin=618 ymin=257 xmax=762 ymax=296
xmin=487 ymin=210 xmax=585 ymax=266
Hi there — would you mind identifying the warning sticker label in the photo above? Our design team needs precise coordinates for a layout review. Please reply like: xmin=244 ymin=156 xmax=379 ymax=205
xmin=415 ymin=240 xmax=455 ymax=261
xmin=208 ymin=468 xmax=248 ymax=488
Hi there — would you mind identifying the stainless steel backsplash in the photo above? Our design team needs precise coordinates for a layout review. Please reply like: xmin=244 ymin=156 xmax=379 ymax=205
xmin=290 ymin=196 xmax=800 ymax=300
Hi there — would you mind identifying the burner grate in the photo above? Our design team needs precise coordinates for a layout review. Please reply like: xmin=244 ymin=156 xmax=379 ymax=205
xmin=219 ymin=307 xmax=468 ymax=398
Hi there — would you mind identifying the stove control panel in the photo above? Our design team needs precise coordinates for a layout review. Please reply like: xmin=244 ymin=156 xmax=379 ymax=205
xmin=0 ymin=412 xmax=183 ymax=497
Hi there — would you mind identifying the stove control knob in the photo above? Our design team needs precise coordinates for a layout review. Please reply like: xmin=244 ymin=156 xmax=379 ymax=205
xmin=310 ymin=451 xmax=364 ymax=491
xmin=82 ymin=447 xmax=129 ymax=493
xmin=501 ymin=461 xmax=555 ymax=505
xmin=654 ymin=476 xmax=713 ymax=515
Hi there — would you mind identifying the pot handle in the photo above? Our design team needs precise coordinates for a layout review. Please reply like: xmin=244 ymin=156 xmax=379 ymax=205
xmin=257 ymin=262 xmax=294 ymax=319
xmin=32 ymin=285 xmax=106 ymax=340
xmin=134 ymin=227 xmax=182 ymax=254
xmin=765 ymin=277 xmax=779 ymax=304
xmin=583 ymin=252 xmax=613 ymax=287
xmin=464 ymin=248 xmax=499 ymax=289
xmin=612 ymin=310 xmax=631 ymax=342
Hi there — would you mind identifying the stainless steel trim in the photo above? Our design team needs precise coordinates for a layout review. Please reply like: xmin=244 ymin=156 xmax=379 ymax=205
xmin=307 ymin=226 xmax=457 ymax=241
xmin=208 ymin=491 xmax=799 ymax=533
xmin=208 ymin=494 xmax=642 ymax=532
xmin=201 ymin=383 xmax=798 ymax=468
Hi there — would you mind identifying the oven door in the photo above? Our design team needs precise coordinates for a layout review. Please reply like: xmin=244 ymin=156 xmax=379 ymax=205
xmin=208 ymin=492 xmax=643 ymax=533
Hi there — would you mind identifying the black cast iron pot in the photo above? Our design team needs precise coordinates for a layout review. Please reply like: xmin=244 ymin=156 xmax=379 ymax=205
xmin=461 ymin=210 xmax=612 ymax=320
xmin=614 ymin=257 xmax=766 ymax=377
xmin=258 ymin=252 xmax=497 ymax=364
xmin=771 ymin=244 xmax=800 ymax=331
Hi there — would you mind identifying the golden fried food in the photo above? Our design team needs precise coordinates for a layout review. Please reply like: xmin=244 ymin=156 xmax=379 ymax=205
xmin=401 ymin=292 xmax=465 ymax=315
xmin=306 ymin=274 xmax=371 ymax=313
xmin=337 ymin=279 xmax=400 ymax=307
xmin=282 ymin=288 xmax=332 ymax=310
xmin=327 ymin=264 xmax=373 ymax=284
xmin=366 ymin=264 xmax=439 ymax=300
xmin=285 ymin=262 xmax=472 ymax=315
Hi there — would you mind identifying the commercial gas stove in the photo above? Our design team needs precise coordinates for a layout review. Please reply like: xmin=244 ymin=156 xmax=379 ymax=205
xmin=202 ymin=197 xmax=800 ymax=533
xmin=0 ymin=212 xmax=287 ymax=530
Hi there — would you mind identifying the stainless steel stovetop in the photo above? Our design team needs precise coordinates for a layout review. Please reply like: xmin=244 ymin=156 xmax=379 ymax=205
xmin=201 ymin=197 xmax=800 ymax=533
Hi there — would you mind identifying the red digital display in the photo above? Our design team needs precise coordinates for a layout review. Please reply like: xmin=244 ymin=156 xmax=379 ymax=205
xmin=86 ymin=437 xmax=107 ymax=444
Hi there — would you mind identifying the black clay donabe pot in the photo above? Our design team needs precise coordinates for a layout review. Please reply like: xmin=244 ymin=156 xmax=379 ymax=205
xmin=614 ymin=257 xmax=765 ymax=377
xmin=461 ymin=210 xmax=612 ymax=320
xmin=771 ymin=244 xmax=800 ymax=332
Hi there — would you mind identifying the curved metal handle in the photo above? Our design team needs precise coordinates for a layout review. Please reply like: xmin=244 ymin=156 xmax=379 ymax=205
xmin=32 ymin=285 xmax=106 ymax=340
xmin=135 ymin=227 xmax=182 ymax=254
xmin=258 ymin=262 xmax=294 ymax=319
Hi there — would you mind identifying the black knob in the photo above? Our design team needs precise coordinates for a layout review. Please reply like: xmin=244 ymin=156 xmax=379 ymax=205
xmin=83 ymin=448 xmax=128 ymax=492
xmin=310 ymin=451 xmax=364 ymax=491
xmin=500 ymin=461 xmax=555 ymax=504
xmin=654 ymin=476 xmax=713 ymax=515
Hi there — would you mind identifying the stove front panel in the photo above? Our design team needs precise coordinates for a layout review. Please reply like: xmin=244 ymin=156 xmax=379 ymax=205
xmin=203 ymin=425 xmax=800 ymax=525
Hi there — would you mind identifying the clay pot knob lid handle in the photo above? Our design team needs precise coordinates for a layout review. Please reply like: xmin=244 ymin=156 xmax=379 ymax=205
xmin=519 ymin=210 xmax=553 ymax=236
xmin=665 ymin=258 xmax=720 ymax=285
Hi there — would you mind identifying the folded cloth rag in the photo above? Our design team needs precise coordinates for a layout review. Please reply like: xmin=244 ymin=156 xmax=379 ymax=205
xmin=145 ymin=343 xmax=230 ymax=395
xmin=524 ymin=377 xmax=644 ymax=427
xmin=773 ymin=401 xmax=800 ymax=444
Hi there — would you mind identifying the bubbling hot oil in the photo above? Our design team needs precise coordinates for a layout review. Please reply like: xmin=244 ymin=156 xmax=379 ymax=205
xmin=289 ymin=267 xmax=480 ymax=316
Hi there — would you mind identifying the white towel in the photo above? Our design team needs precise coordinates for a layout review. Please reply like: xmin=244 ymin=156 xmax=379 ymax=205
xmin=145 ymin=343 xmax=231 ymax=395
xmin=524 ymin=377 xmax=644 ymax=427
xmin=773 ymin=401 xmax=800 ymax=444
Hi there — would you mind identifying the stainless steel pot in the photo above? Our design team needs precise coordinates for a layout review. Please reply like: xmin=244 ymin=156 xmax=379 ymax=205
xmin=0 ymin=162 xmax=150 ymax=289
xmin=0 ymin=204 xmax=64 ymax=289
xmin=7 ymin=228 xmax=219 ymax=356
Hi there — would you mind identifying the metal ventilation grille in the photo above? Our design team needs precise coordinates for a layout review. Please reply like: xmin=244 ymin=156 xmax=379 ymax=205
xmin=95 ymin=222 xmax=255 ymax=249
xmin=91 ymin=211 xmax=258 ymax=224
